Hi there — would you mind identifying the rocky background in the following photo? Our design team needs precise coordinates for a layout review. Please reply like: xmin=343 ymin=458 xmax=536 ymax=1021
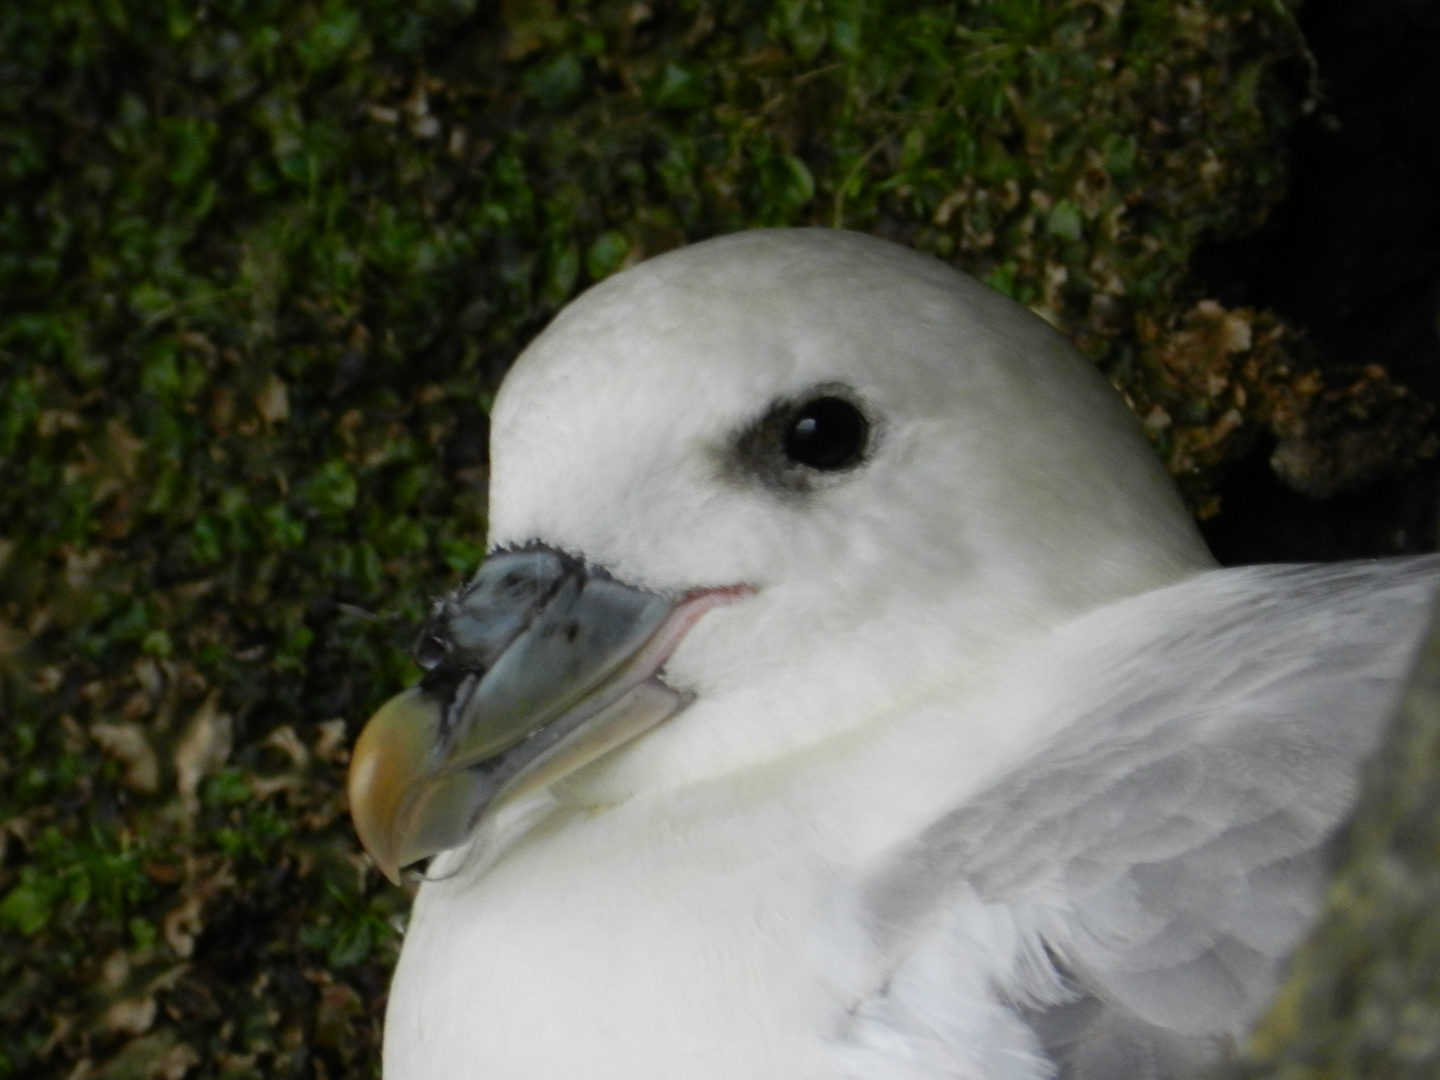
xmin=0 ymin=1 xmax=1436 ymax=1077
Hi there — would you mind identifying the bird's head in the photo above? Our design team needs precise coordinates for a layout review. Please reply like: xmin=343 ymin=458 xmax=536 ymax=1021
xmin=349 ymin=228 xmax=1212 ymax=882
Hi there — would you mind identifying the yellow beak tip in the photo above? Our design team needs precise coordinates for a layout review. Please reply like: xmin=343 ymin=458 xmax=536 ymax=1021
xmin=347 ymin=688 xmax=442 ymax=886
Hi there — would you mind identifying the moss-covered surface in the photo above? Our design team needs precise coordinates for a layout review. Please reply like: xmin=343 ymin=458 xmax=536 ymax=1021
xmin=0 ymin=2 xmax=1432 ymax=1077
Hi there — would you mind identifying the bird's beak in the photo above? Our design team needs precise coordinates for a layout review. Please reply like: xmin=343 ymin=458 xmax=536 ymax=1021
xmin=348 ymin=545 xmax=746 ymax=883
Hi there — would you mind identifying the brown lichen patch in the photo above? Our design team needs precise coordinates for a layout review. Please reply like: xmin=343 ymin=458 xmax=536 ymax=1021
xmin=1132 ymin=300 xmax=1433 ymax=514
xmin=1265 ymin=364 xmax=1436 ymax=499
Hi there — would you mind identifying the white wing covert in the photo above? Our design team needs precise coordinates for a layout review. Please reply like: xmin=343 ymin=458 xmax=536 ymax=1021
xmin=852 ymin=558 xmax=1440 ymax=1080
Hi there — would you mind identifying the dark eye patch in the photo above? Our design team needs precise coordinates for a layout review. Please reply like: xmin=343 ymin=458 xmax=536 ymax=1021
xmin=723 ymin=384 xmax=876 ymax=496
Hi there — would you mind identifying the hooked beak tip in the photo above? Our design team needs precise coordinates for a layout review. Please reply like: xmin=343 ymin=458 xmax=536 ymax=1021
xmin=348 ymin=687 xmax=439 ymax=885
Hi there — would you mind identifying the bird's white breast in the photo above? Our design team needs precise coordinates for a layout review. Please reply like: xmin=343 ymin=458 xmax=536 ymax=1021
xmin=385 ymin=784 xmax=847 ymax=1080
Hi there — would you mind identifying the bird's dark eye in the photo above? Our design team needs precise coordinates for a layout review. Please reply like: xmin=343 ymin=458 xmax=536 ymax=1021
xmin=723 ymin=384 xmax=876 ymax=495
xmin=783 ymin=397 xmax=869 ymax=471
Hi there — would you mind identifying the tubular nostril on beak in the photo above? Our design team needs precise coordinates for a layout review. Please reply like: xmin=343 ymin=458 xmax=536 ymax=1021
xmin=414 ymin=631 xmax=450 ymax=671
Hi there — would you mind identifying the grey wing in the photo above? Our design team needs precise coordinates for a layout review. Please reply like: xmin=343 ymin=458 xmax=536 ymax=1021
xmin=860 ymin=557 xmax=1440 ymax=1080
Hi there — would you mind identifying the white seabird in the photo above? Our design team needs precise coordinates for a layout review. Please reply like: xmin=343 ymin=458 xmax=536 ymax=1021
xmin=348 ymin=228 xmax=1439 ymax=1080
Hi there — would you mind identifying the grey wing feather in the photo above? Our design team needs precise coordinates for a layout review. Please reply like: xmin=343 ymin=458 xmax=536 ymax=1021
xmin=860 ymin=557 xmax=1440 ymax=1079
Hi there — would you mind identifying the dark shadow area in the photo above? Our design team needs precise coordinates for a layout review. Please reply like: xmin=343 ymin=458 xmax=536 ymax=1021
xmin=1200 ymin=438 xmax=1438 ymax=562
xmin=1195 ymin=0 xmax=1440 ymax=565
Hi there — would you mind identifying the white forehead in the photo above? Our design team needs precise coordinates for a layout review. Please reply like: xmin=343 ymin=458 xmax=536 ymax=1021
xmin=493 ymin=230 xmax=1060 ymax=428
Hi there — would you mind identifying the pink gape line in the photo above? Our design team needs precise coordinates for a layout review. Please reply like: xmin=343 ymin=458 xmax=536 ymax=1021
xmin=637 ymin=583 xmax=758 ymax=685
